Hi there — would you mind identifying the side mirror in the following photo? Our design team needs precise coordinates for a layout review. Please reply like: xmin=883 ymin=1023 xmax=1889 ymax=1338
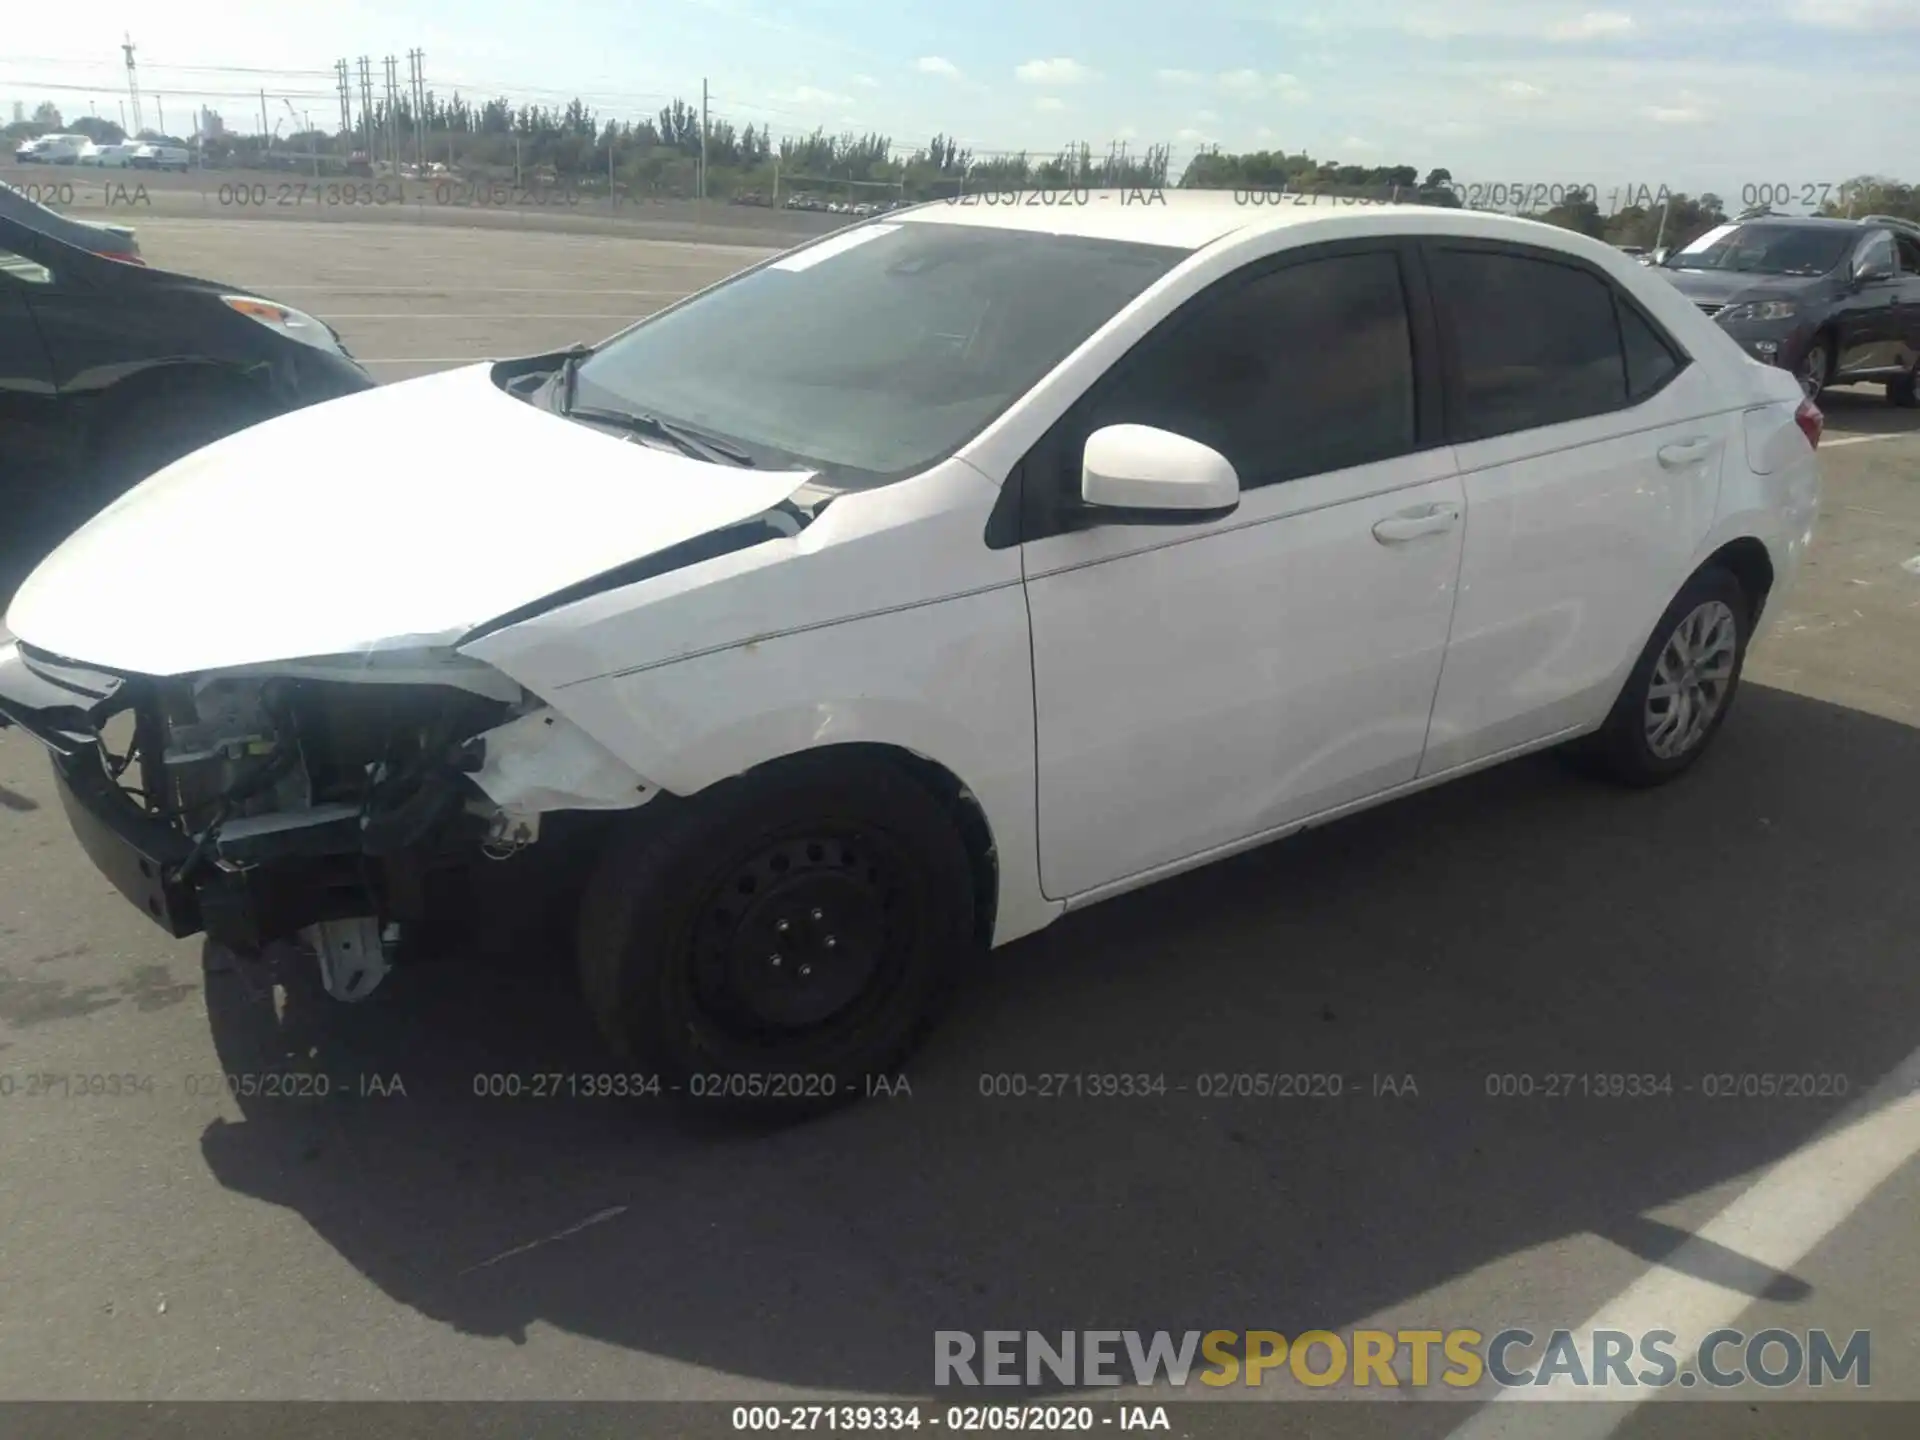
xmin=1854 ymin=257 xmax=1894 ymax=285
xmin=1079 ymin=424 xmax=1239 ymax=524
xmin=1650 ymin=247 xmax=1669 ymax=266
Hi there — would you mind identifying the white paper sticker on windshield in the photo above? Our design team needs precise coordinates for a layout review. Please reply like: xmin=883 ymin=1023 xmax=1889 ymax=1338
xmin=1679 ymin=223 xmax=1737 ymax=255
xmin=769 ymin=224 xmax=901 ymax=272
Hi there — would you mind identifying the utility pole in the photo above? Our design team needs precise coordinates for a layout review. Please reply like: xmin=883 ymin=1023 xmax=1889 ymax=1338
xmin=408 ymin=49 xmax=426 ymax=178
xmin=122 ymin=34 xmax=144 ymax=135
xmin=336 ymin=59 xmax=352 ymax=145
xmin=156 ymin=95 xmax=166 ymax=137
xmin=357 ymin=57 xmax=374 ymax=161
xmin=260 ymin=90 xmax=270 ymax=154
xmin=699 ymin=78 xmax=709 ymax=200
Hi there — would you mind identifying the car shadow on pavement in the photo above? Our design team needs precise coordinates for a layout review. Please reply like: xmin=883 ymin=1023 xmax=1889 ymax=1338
xmin=1816 ymin=384 xmax=1920 ymax=436
xmin=194 ymin=683 xmax=1920 ymax=1399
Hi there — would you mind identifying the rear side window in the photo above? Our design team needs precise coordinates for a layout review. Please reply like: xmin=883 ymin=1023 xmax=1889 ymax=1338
xmin=1617 ymin=299 xmax=1681 ymax=400
xmin=1428 ymin=248 xmax=1626 ymax=440
xmin=1082 ymin=249 xmax=1416 ymax=489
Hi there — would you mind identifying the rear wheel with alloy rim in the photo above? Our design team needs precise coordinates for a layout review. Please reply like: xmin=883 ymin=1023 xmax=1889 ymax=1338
xmin=576 ymin=753 xmax=975 ymax=1113
xmin=1568 ymin=566 xmax=1753 ymax=787
xmin=1796 ymin=339 xmax=1831 ymax=401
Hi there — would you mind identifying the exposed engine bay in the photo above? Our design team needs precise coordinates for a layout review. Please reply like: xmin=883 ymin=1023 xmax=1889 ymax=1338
xmin=54 ymin=651 xmax=656 ymax=1002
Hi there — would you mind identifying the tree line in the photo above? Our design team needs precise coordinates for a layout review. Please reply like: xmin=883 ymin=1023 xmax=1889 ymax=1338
xmin=6 ymin=95 xmax=1915 ymax=245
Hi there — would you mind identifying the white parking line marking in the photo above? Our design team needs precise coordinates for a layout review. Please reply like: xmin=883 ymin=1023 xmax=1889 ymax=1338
xmin=1444 ymin=1042 xmax=1920 ymax=1438
xmin=327 ymin=314 xmax=648 ymax=320
xmin=1823 ymin=433 xmax=1907 ymax=448
xmin=264 ymin=286 xmax=692 ymax=296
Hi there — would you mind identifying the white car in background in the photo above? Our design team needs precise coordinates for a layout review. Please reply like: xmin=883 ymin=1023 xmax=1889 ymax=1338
xmin=0 ymin=194 xmax=1823 ymax=1108
xmin=127 ymin=143 xmax=190 ymax=172
xmin=78 ymin=141 xmax=142 ymax=168
xmin=14 ymin=134 xmax=90 ymax=164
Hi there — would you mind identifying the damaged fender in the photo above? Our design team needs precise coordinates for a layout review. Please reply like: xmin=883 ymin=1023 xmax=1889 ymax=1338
xmin=468 ymin=708 xmax=658 ymax=835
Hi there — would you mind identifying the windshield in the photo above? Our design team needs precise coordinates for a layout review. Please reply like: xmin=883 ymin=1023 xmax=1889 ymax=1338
xmin=568 ymin=220 xmax=1187 ymax=482
xmin=1662 ymin=222 xmax=1855 ymax=276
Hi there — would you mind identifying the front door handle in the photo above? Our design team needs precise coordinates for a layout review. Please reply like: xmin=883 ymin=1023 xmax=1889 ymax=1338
xmin=1372 ymin=502 xmax=1461 ymax=544
xmin=1657 ymin=437 xmax=1717 ymax=468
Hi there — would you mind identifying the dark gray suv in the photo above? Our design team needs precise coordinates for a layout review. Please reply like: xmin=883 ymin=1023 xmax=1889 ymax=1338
xmin=1655 ymin=215 xmax=1920 ymax=403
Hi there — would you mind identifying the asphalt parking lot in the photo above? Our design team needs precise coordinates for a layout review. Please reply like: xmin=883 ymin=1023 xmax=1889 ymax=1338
xmin=2 ymin=218 xmax=1918 ymax=1427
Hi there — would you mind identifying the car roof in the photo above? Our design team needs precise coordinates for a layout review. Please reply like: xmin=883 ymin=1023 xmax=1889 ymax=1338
xmin=890 ymin=188 xmax=1604 ymax=253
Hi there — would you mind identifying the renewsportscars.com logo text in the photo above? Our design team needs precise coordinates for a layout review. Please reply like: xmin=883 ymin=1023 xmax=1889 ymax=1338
xmin=934 ymin=1329 xmax=1871 ymax=1391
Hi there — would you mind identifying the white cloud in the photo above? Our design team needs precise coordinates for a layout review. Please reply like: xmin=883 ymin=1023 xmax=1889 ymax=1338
xmin=1787 ymin=0 xmax=1920 ymax=25
xmin=1035 ymin=96 xmax=1068 ymax=112
xmin=1340 ymin=136 xmax=1383 ymax=152
xmin=1115 ymin=124 xmax=1139 ymax=140
xmin=1253 ymin=125 xmax=1277 ymax=141
xmin=1549 ymin=10 xmax=1636 ymax=38
xmin=1216 ymin=69 xmax=1309 ymax=101
xmin=916 ymin=56 xmax=961 ymax=78
xmin=852 ymin=74 xmax=879 ymax=88
xmin=1498 ymin=79 xmax=1546 ymax=98
xmin=781 ymin=85 xmax=852 ymax=107
xmin=1195 ymin=108 xmax=1221 ymax=122
xmin=1016 ymin=57 xmax=1096 ymax=85
xmin=1644 ymin=101 xmax=1706 ymax=122
xmin=1155 ymin=68 xmax=1204 ymax=85
xmin=1176 ymin=126 xmax=1213 ymax=144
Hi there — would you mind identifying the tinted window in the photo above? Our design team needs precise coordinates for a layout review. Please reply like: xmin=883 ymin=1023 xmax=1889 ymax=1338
xmin=1078 ymin=250 xmax=1415 ymax=488
xmin=571 ymin=221 xmax=1186 ymax=484
xmin=1895 ymin=231 xmax=1920 ymax=274
xmin=1617 ymin=298 xmax=1680 ymax=400
xmin=1429 ymin=249 xmax=1625 ymax=440
xmin=1662 ymin=222 xmax=1856 ymax=277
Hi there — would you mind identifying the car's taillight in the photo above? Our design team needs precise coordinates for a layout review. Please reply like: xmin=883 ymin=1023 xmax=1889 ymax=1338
xmin=1794 ymin=397 xmax=1823 ymax=450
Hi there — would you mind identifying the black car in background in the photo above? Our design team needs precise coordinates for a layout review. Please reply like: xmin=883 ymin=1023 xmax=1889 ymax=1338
xmin=1655 ymin=214 xmax=1920 ymax=402
xmin=0 ymin=180 xmax=145 ymax=263
xmin=1 ymin=199 xmax=373 ymax=596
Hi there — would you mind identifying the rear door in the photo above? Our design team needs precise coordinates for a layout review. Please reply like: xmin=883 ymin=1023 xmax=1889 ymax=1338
xmin=1419 ymin=241 xmax=1734 ymax=774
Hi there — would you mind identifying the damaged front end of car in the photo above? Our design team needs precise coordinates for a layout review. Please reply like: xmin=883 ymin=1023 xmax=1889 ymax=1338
xmin=0 ymin=640 xmax=655 ymax=1001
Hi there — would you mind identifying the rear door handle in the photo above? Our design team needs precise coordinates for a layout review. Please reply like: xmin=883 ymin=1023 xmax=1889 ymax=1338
xmin=1657 ymin=437 xmax=1717 ymax=468
xmin=1372 ymin=502 xmax=1461 ymax=544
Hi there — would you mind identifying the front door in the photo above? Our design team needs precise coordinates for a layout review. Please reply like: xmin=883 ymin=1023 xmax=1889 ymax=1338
xmin=1020 ymin=245 xmax=1465 ymax=900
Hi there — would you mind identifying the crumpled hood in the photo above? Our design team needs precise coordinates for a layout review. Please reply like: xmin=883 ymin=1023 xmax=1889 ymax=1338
xmin=6 ymin=363 xmax=810 ymax=677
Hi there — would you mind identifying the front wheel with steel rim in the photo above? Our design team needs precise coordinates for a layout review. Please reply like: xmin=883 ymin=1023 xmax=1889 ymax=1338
xmin=576 ymin=752 xmax=975 ymax=1113
xmin=1796 ymin=339 xmax=1831 ymax=401
xmin=1570 ymin=566 xmax=1753 ymax=788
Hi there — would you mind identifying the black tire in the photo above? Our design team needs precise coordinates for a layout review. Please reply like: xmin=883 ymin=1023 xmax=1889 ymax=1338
xmin=1890 ymin=362 xmax=1918 ymax=408
xmin=1796 ymin=334 xmax=1832 ymax=401
xmin=576 ymin=752 xmax=975 ymax=1113
xmin=1567 ymin=566 xmax=1752 ymax=788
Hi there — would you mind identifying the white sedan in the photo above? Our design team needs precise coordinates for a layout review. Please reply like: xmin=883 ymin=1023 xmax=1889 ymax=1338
xmin=0 ymin=192 xmax=1823 ymax=1106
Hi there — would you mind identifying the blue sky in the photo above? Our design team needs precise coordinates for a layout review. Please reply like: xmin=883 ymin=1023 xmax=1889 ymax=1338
xmin=5 ymin=0 xmax=1918 ymax=196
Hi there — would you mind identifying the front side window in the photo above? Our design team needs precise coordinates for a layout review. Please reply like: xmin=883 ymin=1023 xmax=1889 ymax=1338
xmin=1854 ymin=230 xmax=1896 ymax=277
xmin=568 ymin=221 xmax=1186 ymax=484
xmin=1893 ymin=231 xmax=1920 ymax=274
xmin=1428 ymin=249 xmax=1626 ymax=440
xmin=1076 ymin=250 xmax=1417 ymax=489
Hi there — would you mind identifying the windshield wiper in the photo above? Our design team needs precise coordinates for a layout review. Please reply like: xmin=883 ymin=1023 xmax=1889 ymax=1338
xmin=563 ymin=404 xmax=758 ymax=467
